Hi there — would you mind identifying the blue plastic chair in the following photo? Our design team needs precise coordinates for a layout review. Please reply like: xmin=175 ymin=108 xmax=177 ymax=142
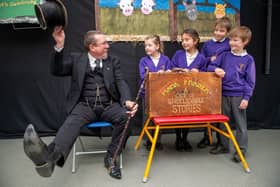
xmin=72 ymin=121 xmax=123 ymax=173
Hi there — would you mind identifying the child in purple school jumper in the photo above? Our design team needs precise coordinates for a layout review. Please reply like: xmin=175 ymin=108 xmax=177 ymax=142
xmin=139 ymin=35 xmax=171 ymax=151
xmin=169 ymin=28 xmax=207 ymax=152
xmin=207 ymin=26 xmax=256 ymax=163
xmin=197 ymin=17 xmax=232 ymax=149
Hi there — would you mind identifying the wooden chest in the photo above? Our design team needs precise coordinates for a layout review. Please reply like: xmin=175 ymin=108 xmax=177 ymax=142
xmin=145 ymin=72 xmax=221 ymax=116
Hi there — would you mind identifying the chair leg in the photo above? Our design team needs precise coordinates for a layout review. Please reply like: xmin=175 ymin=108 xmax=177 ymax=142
xmin=222 ymin=122 xmax=251 ymax=173
xmin=72 ymin=142 xmax=77 ymax=173
xmin=120 ymin=153 xmax=123 ymax=169
xmin=143 ymin=125 xmax=160 ymax=183
xmin=72 ymin=135 xmax=124 ymax=173
xmin=207 ymin=123 xmax=213 ymax=145
xmin=135 ymin=117 xmax=151 ymax=150
xmin=78 ymin=136 xmax=85 ymax=151
xmin=72 ymin=136 xmax=84 ymax=173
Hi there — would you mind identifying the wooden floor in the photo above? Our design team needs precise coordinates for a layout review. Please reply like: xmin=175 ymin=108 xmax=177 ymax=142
xmin=0 ymin=129 xmax=279 ymax=187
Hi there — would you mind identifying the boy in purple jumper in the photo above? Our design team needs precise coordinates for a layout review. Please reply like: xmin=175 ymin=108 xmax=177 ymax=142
xmin=169 ymin=28 xmax=207 ymax=152
xmin=207 ymin=26 xmax=256 ymax=162
xmin=198 ymin=17 xmax=232 ymax=149
xmin=201 ymin=17 xmax=232 ymax=67
xmin=139 ymin=35 xmax=171 ymax=150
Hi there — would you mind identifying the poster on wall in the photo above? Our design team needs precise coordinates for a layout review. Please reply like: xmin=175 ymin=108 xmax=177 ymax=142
xmin=96 ymin=0 xmax=240 ymax=41
xmin=0 ymin=0 xmax=40 ymax=24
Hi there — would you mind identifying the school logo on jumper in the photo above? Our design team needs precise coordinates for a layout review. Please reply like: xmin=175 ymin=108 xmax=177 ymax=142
xmin=214 ymin=3 xmax=226 ymax=19
xmin=239 ymin=63 xmax=244 ymax=72
xmin=182 ymin=0 xmax=198 ymax=21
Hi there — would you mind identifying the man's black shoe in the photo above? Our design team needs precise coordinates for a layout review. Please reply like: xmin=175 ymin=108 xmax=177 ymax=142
xmin=104 ymin=155 xmax=122 ymax=179
xmin=209 ymin=145 xmax=229 ymax=154
xmin=183 ymin=141 xmax=193 ymax=152
xmin=156 ymin=142 xmax=163 ymax=151
xmin=232 ymin=151 xmax=246 ymax=163
xmin=175 ymin=139 xmax=184 ymax=152
xmin=145 ymin=140 xmax=163 ymax=151
xmin=197 ymin=137 xmax=210 ymax=149
xmin=145 ymin=140 xmax=151 ymax=151
xmin=23 ymin=124 xmax=55 ymax=177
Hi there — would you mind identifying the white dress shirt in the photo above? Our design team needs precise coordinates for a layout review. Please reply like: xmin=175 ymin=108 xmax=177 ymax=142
xmin=88 ymin=53 xmax=102 ymax=71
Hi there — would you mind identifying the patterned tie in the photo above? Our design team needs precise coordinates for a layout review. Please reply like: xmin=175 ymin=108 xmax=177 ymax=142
xmin=95 ymin=59 xmax=101 ymax=71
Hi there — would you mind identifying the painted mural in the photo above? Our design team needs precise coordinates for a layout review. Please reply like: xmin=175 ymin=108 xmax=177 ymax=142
xmin=96 ymin=0 xmax=240 ymax=41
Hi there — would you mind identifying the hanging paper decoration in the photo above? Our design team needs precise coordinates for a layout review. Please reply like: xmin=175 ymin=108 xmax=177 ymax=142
xmin=182 ymin=0 xmax=198 ymax=21
xmin=141 ymin=0 xmax=156 ymax=15
xmin=118 ymin=0 xmax=134 ymax=16
xmin=214 ymin=3 xmax=227 ymax=18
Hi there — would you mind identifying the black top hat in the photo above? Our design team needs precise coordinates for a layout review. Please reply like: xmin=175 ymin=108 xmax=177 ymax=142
xmin=34 ymin=0 xmax=68 ymax=30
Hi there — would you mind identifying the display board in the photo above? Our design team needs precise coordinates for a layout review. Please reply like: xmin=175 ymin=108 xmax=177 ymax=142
xmin=97 ymin=0 xmax=240 ymax=41
xmin=145 ymin=72 xmax=221 ymax=116
xmin=0 ymin=0 xmax=40 ymax=23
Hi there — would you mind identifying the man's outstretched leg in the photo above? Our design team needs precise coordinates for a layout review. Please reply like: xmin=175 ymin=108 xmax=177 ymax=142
xmin=23 ymin=102 xmax=101 ymax=177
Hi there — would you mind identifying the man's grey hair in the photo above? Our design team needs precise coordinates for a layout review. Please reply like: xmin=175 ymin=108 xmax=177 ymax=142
xmin=83 ymin=30 xmax=103 ymax=50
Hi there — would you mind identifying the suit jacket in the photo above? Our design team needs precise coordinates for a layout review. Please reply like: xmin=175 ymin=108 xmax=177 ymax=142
xmin=50 ymin=50 xmax=132 ymax=114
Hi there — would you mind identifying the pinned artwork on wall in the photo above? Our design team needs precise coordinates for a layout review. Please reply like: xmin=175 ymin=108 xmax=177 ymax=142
xmin=214 ymin=3 xmax=227 ymax=18
xmin=182 ymin=0 xmax=197 ymax=21
xmin=96 ymin=0 xmax=240 ymax=41
xmin=140 ymin=0 xmax=156 ymax=15
xmin=118 ymin=0 xmax=134 ymax=16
